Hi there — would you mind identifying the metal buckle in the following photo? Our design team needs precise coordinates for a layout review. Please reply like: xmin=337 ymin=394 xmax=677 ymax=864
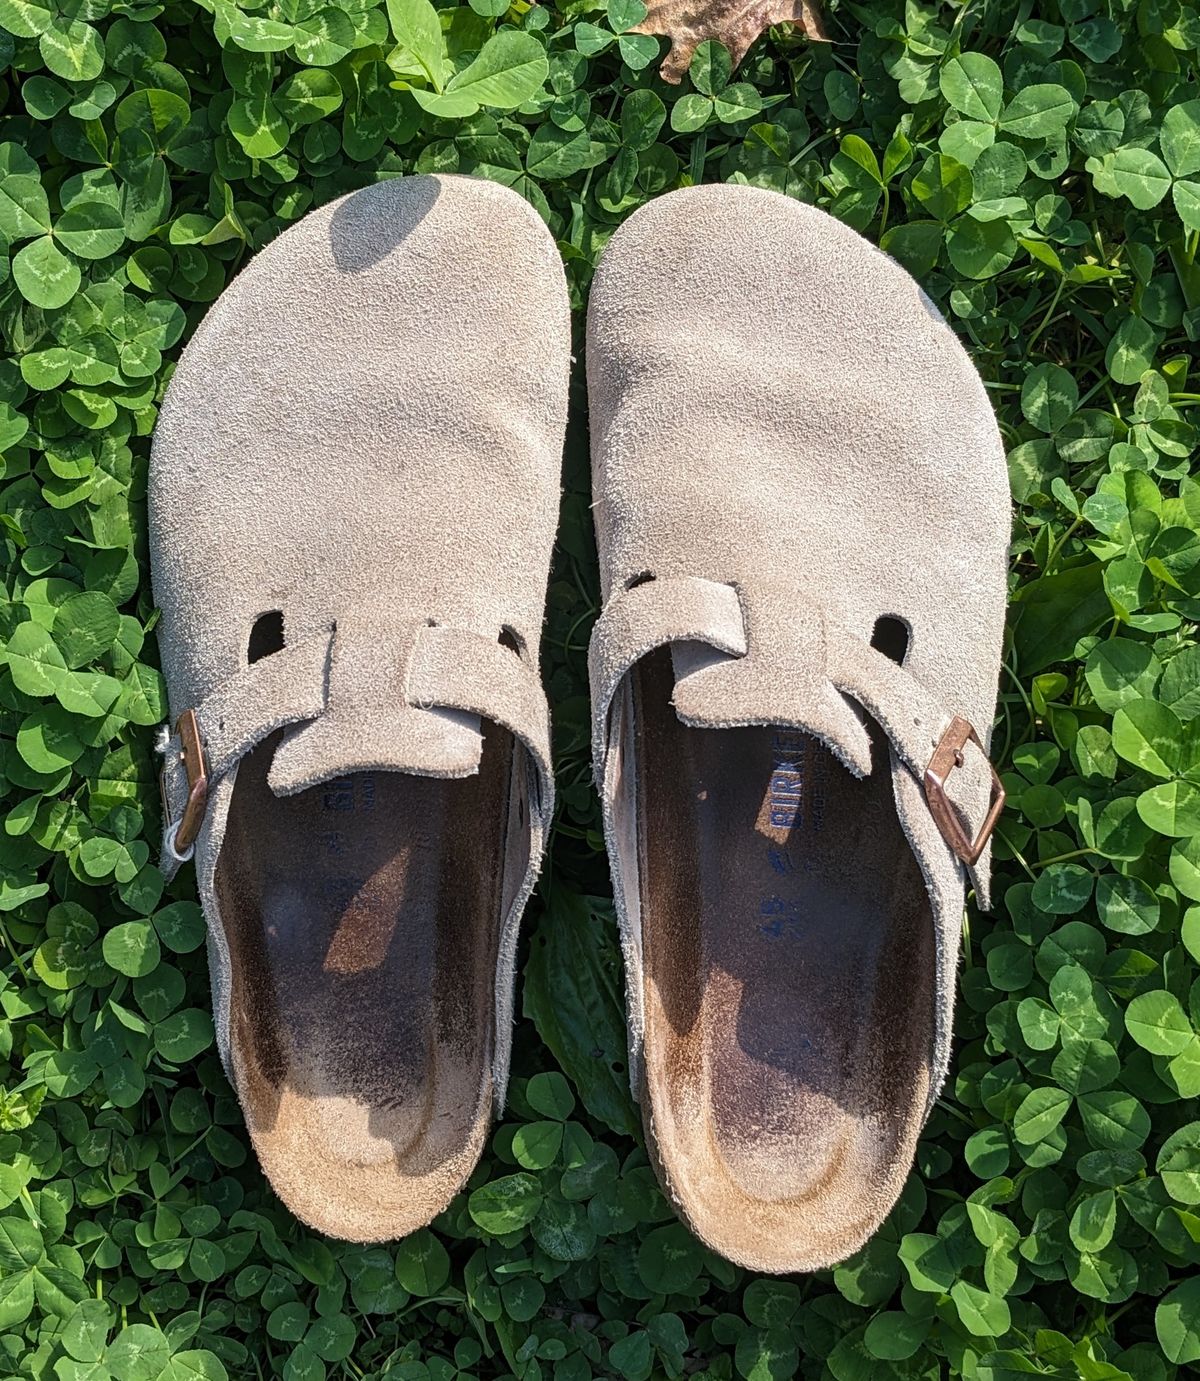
xmin=923 ymin=715 xmax=1005 ymax=867
xmin=159 ymin=709 xmax=209 ymax=858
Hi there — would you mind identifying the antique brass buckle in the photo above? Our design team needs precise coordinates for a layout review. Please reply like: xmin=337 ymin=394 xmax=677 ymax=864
xmin=923 ymin=716 xmax=1005 ymax=866
xmin=159 ymin=709 xmax=209 ymax=858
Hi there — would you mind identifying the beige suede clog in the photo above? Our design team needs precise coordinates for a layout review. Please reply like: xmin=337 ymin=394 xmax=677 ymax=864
xmin=151 ymin=175 xmax=570 ymax=1241
xmin=586 ymin=185 xmax=1010 ymax=1273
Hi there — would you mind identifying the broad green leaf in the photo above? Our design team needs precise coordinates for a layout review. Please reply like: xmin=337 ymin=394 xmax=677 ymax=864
xmin=1022 ymin=363 xmax=1078 ymax=432
xmin=911 ymin=153 xmax=972 ymax=220
xmin=223 ymin=10 xmax=294 ymax=52
xmin=5 ymin=622 xmax=68 ymax=696
xmin=266 ymin=1301 xmax=307 ymax=1342
xmin=107 ymin=1325 xmax=169 ymax=1381
xmin=411 ymin=86 xmax=479 ymax=117
xmin=1109 ymin=146 xmax=1171 ymax=208
xmin=1159 ymin=1123 xmax=1200 ymax=1205
xmin=525 ymin=124 xmax=601 ymax=180
xmin=1085 ymin=639 xmax=1160 ymax=710
xmin=511 ymin=1119 xmax=563 ymax=1170
xmin=524 ymin=893 xmax=638 ymax=1137
xmin=621 ymin=88 xmax=666 ymax=150
xmin=671 ymin=92 xmax=713 ymax=134
xmin=16 ymin=706 xmax=83 ymax=773
xmin=468 ymin=1173 xmax=541 ymax=1234
xmin=20 ymin=347 xmax=71 ymax=390
xmin=1162 ymin=100 xmax=1200 ymax=178
xmin=637 ymin=1222 xmax=701 ymax=1292
xmin=292 ymin=8 xmax=354 ymax=67
xmin=55 ymin=202 xmax=125 ymax=260
xmin=0 ymin=172 xmax=51 ymax=240
xmin=1013 ymin=1086 xmax=1072 ymax=1143
xmin=392 ymin=1229 xmax=449 ymax=1295
xmin=275 ymin=69 xmax=343 ymax=126
xmin=1173 ymin=179 xmax=1200 ymax=230
xmin=153 ymin=1009 xmax=215 ymax=1063
xmin=1018 ymin=997 xmax=1060 ymax=1050
xmin=160 ymin=1351 xmax=228 ymax=1381
xmin=688 ymin=39 xmax=730 ymax=97
xmin=714 ymin=82 xmax=762 ymax=124
xmin=1077 ymin=1090 xmax=1151 ymax=1149
xmin=54 ymin=668 xmax=121 ymax=723
xmin=12 ymin=236 xmax=80 ymax=309
xmin=446 ymin=30 xmax=549 ymax=110
xmin=1094 ymin=874 xmax=1158 ymax=934
xmin=102 ymin=920 xmax=161 ymax=978
xmin=0 ymin=403 xmax=30 ymax=452
xmin=60 ymin=1299 xmax=114 ymax=1364
xmin=39 ymin=17 xmax=105 ymax=82
xmin=0 ymin=0 xmax=52 ymax=37
xmin=386 ymin=0 xmax=445 ymax=90
xmin=153 ymin=901 xmax=206 ymax=954
xmin=526 ymin=1071 xmax=575 ymax=1120
xmin=1111 ymin=698 xmax=1183 ymax=778
xmin=1167 ymin=1038 xmax=1200 ymax=1099
xmin=1014 ymin=562 xmax=1109 ymax=672
xmin=950 ymin=1280 xmax=1011 ymax=1337
xmin=1156 ymin=1276 xmax=1200 ymax=1364
xmin=864 ymin=1310 xmax=930 ymax=1361
xmin=114 ymin=88 xmax=190 ymax=146
xmin=1032 ymin=862 xmax=1093 ymax=914
xmin=939 ymin=52 xmax=1003 ymax=123
xmin=1126 ymin=990 xmax=1194 ymax=1055
xmin=898 ymin=1233 xmax=955 ymax=1292
xmin=946 ymin=215 xmax=1017 ymax=278
xmin=1106 ymin=315 xmax=1162 ymax=384
xmin=227 ymin=96 xmax=289 ymax=158
xmin=1138 ymin=779 xmax=1200 ymax=837
xmin=998 ymin=84 xmax=1076 ymax=139
xmin=1052 ymin=1037 xmax=1119 ymax=1096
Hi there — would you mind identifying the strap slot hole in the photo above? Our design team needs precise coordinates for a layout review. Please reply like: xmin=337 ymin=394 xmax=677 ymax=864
xmin=498 ymin=624 xmax=526 ymax=658
xmin=248 ymin=610 xmax=285 ymax=664
xmin=870 ymin=614 xmax=910 ymax=666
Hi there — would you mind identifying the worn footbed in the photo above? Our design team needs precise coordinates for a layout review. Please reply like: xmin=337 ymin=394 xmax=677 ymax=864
xmin=633 ymin=647 xmax=934 ymax=1272
xmin=212 ymin=724 xmax=513 ymax=1242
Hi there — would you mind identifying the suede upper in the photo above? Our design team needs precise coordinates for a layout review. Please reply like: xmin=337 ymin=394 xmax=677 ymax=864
xmin=151 ymin=174 xmax=570 ymax=1101
xmin=586 ymin=183 xmax=1010 ymax=1114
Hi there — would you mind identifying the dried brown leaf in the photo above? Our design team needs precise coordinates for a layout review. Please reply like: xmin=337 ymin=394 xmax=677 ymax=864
xmin=632 ymin=0 xmax=829 ymax=84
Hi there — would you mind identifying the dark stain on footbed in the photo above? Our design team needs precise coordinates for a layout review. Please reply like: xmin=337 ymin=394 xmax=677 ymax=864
xmin=633 ymin=646 xmax=934 ymax=1217
xmin=214 ymin=722 xmax=511 ymax=1168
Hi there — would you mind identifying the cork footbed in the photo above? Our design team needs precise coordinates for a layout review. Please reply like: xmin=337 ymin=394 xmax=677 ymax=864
xmin=634 ymin=648 xmax=935 ymax=1272
xmin=212 ymin=725 xmax=513 ymax=1242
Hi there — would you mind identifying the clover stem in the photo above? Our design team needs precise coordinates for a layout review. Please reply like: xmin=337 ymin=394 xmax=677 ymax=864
xmin=1026 ymin=272 xmax=1066 ymax=351
xmin=0 ymin=919 xmax=29 ymax=981
xmin=995 ymin=828 xmax=1037 ymax=882
xmin=559 ymin=607 xmax=596 ymax=655
xmin=1003 ymin=658 xmax=1037 ymax=728
xmin=1045 ymin=516 xmax=1083 ymax=574
xmin=1027 ymin=847 xmax=1097 ymax=870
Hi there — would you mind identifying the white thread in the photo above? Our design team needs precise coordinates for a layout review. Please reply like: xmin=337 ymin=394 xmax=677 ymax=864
xmin=163 ymin=820 xmax=194 ymax=865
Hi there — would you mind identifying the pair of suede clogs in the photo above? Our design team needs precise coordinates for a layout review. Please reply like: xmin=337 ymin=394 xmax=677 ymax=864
xmin=150 ymin=175 xmax=1009 ymax=1275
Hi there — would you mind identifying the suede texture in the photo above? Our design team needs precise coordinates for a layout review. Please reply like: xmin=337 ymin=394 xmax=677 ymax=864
xmin=150 ymin=174 xmax=570 ymax=1239
xmin=586 ymin=184 xmax=1010 ymax=1271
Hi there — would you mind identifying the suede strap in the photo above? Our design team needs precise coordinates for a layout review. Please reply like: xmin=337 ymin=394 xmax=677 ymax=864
xmin=590 ymin=573 xmax=976 ymax=796
xmin=158 ymin=616 xmax=552 ymax=875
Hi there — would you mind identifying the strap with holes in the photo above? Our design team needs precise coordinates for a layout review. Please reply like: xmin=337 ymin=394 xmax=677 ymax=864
xmin=587 ymin=574 xmax=1003 ymax=867
xmin=157 ymin=617 xmax=553 ymax=877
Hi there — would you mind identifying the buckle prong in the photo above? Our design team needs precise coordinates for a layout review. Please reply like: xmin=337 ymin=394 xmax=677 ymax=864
xmin=159 ymin=709 xmax=209 ymax=857
xmin=924 ymin=715 xmax=1005 ymax=867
